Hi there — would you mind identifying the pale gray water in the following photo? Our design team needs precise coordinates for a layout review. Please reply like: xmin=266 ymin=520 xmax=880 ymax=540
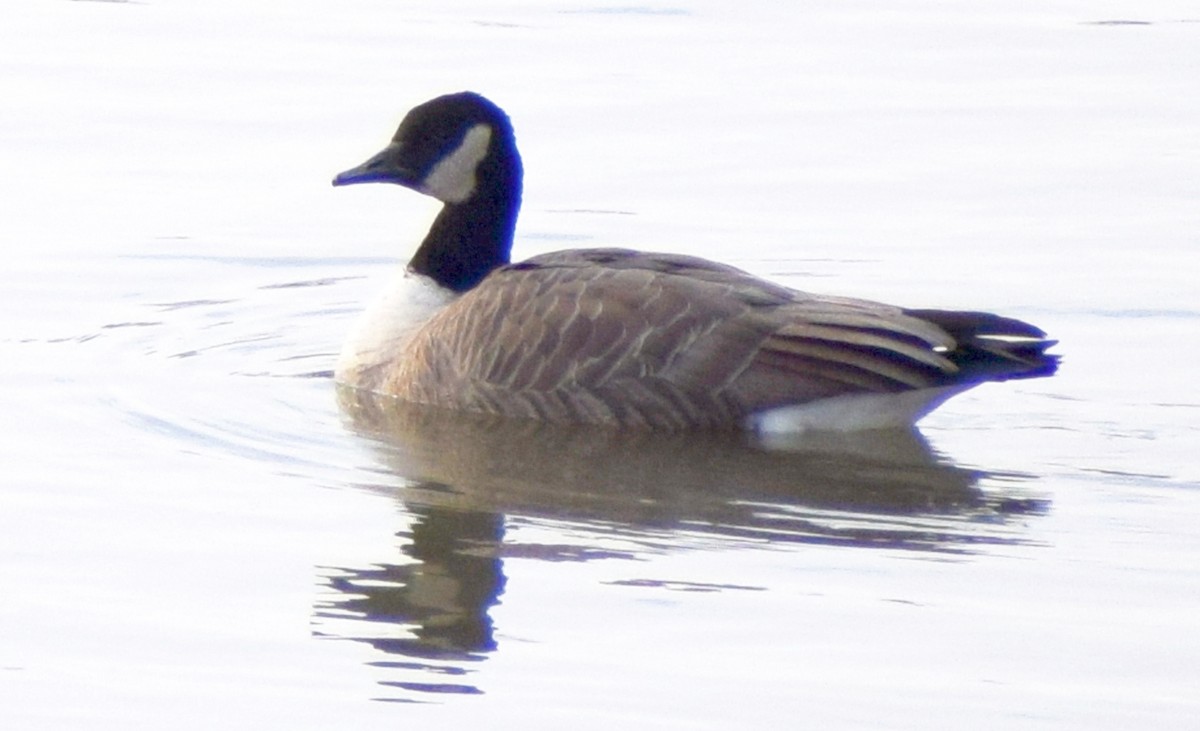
xmin=2 ymin=1 xmax=1198 ymax=729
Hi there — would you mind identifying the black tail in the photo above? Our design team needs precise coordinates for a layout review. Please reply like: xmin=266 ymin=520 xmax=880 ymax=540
xmin=904 ymin=309 xmax=1060 ymax=384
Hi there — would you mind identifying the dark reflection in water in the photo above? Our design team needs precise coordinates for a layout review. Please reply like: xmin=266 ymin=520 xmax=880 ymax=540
xmin=319 ymin=388 xmax=1049 ymax=700
xmin=314 ymin=505 xmax=504 ymax=700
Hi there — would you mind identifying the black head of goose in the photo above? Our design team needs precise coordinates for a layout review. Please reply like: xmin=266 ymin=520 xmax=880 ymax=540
xmin=332 ymin=91 xmax=1058 ymax=432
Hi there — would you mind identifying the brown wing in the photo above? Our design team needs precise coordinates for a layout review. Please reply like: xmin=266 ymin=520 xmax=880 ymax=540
xmin=378 ymin=249 xmax=970 ymax=427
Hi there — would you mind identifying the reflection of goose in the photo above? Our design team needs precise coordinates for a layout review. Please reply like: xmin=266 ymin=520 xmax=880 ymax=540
xmin=340 ymin=391 xmax=1048 ymax=550
xmin=315 ymin=504 xmax=503 ymax=699
xmin=325 ymin=394 xmax=1049 ymax=700
xmin=332 ymin=91 xmax=1058 ymax=431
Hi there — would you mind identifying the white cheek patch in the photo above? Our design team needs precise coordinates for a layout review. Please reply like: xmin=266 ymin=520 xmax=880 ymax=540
xmin=420 ymin=123 xmax=492 ymax=204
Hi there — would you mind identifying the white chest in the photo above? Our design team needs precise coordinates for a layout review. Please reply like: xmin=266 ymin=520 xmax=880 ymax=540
xmin=336 ymin=269 xmax=458 ymax=384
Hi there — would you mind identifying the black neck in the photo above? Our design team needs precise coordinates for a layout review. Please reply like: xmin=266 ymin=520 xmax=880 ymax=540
xmin=408 ymin=141 xmax=522 ymax=293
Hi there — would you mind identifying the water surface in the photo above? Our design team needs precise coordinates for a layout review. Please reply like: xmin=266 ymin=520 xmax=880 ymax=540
xmin=2 ymin=2 xmax=1198 ymax=729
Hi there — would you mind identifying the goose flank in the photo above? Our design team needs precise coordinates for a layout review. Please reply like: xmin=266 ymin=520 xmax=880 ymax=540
xmin=332 ymin=91 xmax=1058 ymax=432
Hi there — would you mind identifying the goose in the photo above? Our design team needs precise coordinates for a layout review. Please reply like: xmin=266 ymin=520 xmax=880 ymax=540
xmin=332 ymin=92 xmax=1058 ymax=432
